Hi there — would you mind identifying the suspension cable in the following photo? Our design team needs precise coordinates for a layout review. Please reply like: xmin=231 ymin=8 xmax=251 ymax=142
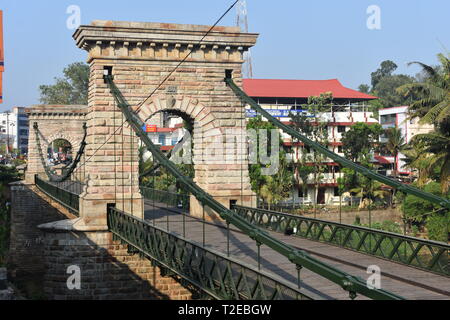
xmin=54 ymin=0 xmax=240 ymax=194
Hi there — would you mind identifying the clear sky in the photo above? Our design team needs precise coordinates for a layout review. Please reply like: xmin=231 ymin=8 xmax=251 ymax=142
xmin=0 ymin=0 xmax=449 ymax=111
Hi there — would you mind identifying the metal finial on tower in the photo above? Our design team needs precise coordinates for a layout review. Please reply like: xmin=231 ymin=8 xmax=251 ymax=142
xmin=236 ymin=0 xmax=253 ymax=79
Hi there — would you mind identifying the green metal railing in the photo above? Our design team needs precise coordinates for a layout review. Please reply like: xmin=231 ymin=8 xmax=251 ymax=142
xmin=105 ymin=75 xmax=403 ymax=300
xmin=108 ymin=207 xmax=312 ymax=300
xmin=233 ymin=205 xmax=450 ymax=276
xmin=35 ymin=175 xmax=80 ymax=215
xmin=140 ymin=187 xmax=190 ymax=211
xmin=225 ymin=78 xmax=450 ymax=210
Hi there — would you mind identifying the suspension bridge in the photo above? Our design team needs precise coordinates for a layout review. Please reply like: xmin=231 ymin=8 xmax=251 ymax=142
xmin=10 ymin=20 xmax=449 ymax=301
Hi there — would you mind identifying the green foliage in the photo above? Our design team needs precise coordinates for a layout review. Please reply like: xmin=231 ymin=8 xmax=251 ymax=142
xmin=398 ymin=53 xmax=449 ymax=126
xmin=402 ymin=182 xmax=448 ymax=221
xmin=372 ymin=74 xmax=416 ymax=108
xmin=397 ymin=53 xmax=450 ymax=193
xmin=247 ymin=116 xmax=293 ymax=207
xmin=289 ymin=93 xmax=333 ymax=205
xmin=360 ymin=60 xmax=416 ymax=111
xmin=381 ymin=127 xmax=406 ymax=176
xmin=370 ymin=221 xmax=402 ymax=234
xmin=39 ymin=62 xmax=89 ymax=105
xmin=402 ymin=182 xmax=449 ymax=241
xmin=341 ymin=122 xmax=382 ymax=162
xmin=371 ymin=60 xmax=398 ymax=88
xmin=0 ymin=165 xmax=22 ymax=184
xmin=426 ymin=214 xmax=449 ymax=242
xmin=358 ymin=84 xmax=370 ymax=94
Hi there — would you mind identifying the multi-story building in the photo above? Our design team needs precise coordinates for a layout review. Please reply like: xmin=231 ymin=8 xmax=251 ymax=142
xmin=0 ymin=107 xmax=29 ymax=156
xmin=379 ymin=106 xmax=434 ymax=177
xmin=141 ymin=78 xmax=381 ymax=205
xmin=243 ymin=78 xmax=379 ymax=205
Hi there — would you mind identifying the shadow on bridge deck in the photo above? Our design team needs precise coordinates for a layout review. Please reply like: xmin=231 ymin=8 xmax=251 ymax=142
xmin=144 ymin=200 xmax=450 ymax=300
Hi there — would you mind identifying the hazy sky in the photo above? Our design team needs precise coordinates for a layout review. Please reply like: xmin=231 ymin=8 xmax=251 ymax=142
xmin=1 ymin=0 xmax=449 ymax=111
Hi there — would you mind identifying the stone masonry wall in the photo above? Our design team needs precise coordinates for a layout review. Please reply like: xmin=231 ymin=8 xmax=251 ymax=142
xmin=25 ymin=105 xmax=88 ymax=184
xmin=10 ymin=181 xmax=193 ymax=300
xmin=42 ymin=229 xmax=193 ymax=300
xmin=8 ymin=181 xmax=75 ymax=277
xmin=73 ymin=21 xmax=259 ymax=223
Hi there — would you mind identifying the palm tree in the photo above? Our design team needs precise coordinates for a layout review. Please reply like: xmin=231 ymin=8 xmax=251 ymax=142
xmin=383 ymin=127 xmax=405 ymax=178
xmin=398 ymin=53 xmax=449 ymax=125
xmin=398 ymin=53 xmax=450 ymax=193
xmin=401 ymin=143 xmax=433 ymax=187
xmin=412 ymin=127 xmax=450 ymax=193
xmin=350 ymin=180 xmax=390 ymax=209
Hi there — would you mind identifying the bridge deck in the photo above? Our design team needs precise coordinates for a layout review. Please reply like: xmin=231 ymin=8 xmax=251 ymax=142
xmin=144 ymin=201 xmax=450 ymax=300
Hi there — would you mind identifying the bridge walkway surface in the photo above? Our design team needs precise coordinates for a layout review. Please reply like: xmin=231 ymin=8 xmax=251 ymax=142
xmin=144 ymin=200 xmax=450 ymax=300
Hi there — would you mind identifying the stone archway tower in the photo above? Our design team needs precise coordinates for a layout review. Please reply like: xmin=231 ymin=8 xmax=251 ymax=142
xmin=73 ymin=21 xmax=258 ymax=227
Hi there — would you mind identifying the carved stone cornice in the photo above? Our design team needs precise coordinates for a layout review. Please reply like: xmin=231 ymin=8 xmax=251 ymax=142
xmin=73 ymin=20 xmax=258 ymax=63
xmin=25 ymin=105 xmax=89 ymax=117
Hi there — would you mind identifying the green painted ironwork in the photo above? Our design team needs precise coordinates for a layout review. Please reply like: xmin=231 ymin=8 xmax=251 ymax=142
xmin=104 ymin=74 xmax=403 ymax=300
xmin=233 ymin=205 xmax=450 ymax=276
xmin=108 ymin=206 xmax=312 ymax=300
xmin=35 ymin=175 xmax=79 ymax=215
xmin=140 ymin=187 xmax=190 ymax=211
xmin=224 ymin=78 xmax=450 ymax=210
xmin=33 ymin=122 xmax=87 ymax=183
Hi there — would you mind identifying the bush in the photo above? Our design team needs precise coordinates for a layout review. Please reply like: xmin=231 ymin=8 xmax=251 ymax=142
xmin=402 ymin=182 xmax=449 ymax=242
xmin=427 ymin=214 xmax=449 ymax=242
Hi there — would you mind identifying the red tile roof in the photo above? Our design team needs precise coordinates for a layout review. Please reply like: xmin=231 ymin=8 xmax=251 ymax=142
xmin=374 ymin=155 xmax=391 ymax=164
xmin=243 ymin=79 xmax=378 ymax=100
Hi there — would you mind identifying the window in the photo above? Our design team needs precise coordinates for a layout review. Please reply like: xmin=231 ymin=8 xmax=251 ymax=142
xmin=334 ymin=166 xmax=340 ymax=173
xmin=158 ymin=134 xmax=166 ymax=146
xmin=304 ymin=146 xmax=311 ymax=154
xmin=334 ymin=187 xmax=340 ymax=197
xmin=338 ymin=146 xmax=343 ymax=153
xmin=337 ymin=126 xmax=346 ymax=133
xmin=298 ymin=188 xmax=304 ymax=198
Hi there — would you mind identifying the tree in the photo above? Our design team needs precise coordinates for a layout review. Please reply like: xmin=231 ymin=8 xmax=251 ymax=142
xmin=372 ymin=74 xmax=416 ymax=108
xmin=398 ymin=53 xmax=449 ymax=125
xmin=398 ymin=53 xmax=450 ymax=193
xmin=247 ymin=116 xmax=293 ymax=208
xmin=401 ymin=142 xmax=434 ymax=187
xmin=358 ymin=84 xmax=370 ymax=94
xmin=371 ymin=60 xmax=398 ymax=88
xmin=383 ymin=127 xmax=406 ymax=177
xmin=341 ymin=122 xmax=382 ymax=162
xmin=401 ymin=182 xmax=449 ymax=242
xmin=411 ymin=126 xmax=450 ymax=193
xmin=39 ymin=62 xmax=89 ymax=105
xmin=290 ymin=93 xmax=332 ymax=208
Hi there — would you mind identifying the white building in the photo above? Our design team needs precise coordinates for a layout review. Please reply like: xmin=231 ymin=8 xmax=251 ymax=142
xmin=0 ymin=107 xmax=29 ymax=155
xmin=379 ymin=106 xmax=434 ymax=176
xmin=243 ymin=78 xmax=379 ymax=205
